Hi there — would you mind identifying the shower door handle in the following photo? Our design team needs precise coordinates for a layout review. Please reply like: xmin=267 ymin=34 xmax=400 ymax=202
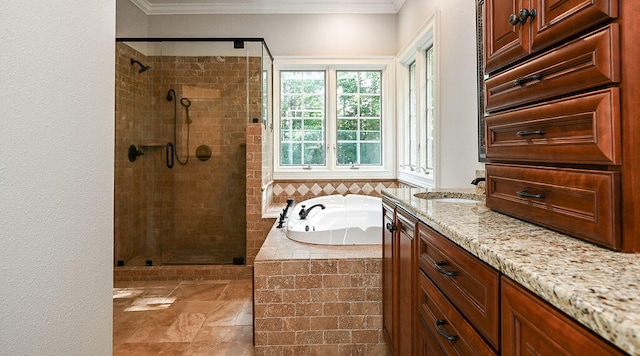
xmin=166 ymin=143 xmax=174 ymax=169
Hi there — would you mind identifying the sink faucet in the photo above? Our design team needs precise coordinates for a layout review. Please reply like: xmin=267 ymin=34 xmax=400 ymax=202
xmin=471 ymin=177 xmax=485 ymax=185
xmin=298 ymin=204 xmax=326 ymax=220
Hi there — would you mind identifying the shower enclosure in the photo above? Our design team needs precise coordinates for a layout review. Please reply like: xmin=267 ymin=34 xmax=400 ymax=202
xmin=114 ymin=38 xmax=272 ymax=265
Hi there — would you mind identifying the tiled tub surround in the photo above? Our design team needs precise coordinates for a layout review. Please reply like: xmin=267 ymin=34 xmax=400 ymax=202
xmin=253 ymin=223 xmax=388 ymax=355
xmin=383 ymin=187 xmax=640 ymax=355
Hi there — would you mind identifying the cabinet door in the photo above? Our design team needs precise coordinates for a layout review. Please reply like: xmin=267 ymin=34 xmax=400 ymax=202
xmin=501 ymin=277 xmax=625 ymax=355
xmin=382 ymin=200 xmax=396 ymax=349
xmin=485 ymin=0 xmax=528 ymax=74
xmin=396 ymin=208 xmax=417 ymax=356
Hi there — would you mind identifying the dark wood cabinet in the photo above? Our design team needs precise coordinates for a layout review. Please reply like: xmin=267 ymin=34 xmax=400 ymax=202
xmin=501 ymin=277 xmax=625 ymax=356
xmin=483 ymin=0 xmax=640 ymax=252
xmin=381 ymin=199 xmax=416 ymax=356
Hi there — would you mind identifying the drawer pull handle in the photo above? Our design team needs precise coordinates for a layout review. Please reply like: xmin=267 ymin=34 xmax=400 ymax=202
xmin=514 ymin=74 xmax=542 ymax=86
xmin=386 ymin=222 xmax=397 ymax=232
xmin=435 ymin=319 xmax=458 ymax=341
xmin=516 ymin=130 xmax=546 ymax=137
xmin=435 ymin=261 xmax=457 ymax=276
xmin=516 ymin=190 xmax=546 ymax=199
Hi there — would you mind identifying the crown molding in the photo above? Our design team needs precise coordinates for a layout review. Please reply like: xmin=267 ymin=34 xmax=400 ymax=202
xmin=129 ymin=0 xmax=406 ymax=15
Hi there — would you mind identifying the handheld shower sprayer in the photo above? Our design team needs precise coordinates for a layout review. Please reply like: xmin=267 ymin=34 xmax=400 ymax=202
xmin=130 ymin=58 xmax=151 ymax=73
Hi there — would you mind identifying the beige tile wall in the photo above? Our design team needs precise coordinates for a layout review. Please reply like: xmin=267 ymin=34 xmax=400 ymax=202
xmin=247 ymin=124 xmax=278 ymax=266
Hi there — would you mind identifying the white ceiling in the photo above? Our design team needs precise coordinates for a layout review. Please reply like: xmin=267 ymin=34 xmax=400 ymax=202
xmin=130 ymin=0 xmax=407 ymax=15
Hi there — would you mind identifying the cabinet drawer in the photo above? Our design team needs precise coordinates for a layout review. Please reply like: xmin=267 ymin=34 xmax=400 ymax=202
xmin=418 ymin=270 xmax=497 ymax=356
xmin=418 ymin=223 xmax=500 ymax=349
xmin=486 ymin=163 xmax=620 ymax=249
xmin=502 ymin=277 xmax=625 ymax=355
xmin=530 ymin=0 xmax=618 ymax=54
xmin=486 ymin=24 xmax=619 ymax=113
xmin=485 ymin=88 xmax=621 ymax=164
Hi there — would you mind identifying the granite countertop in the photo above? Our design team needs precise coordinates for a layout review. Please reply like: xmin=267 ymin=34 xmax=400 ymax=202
xmin=382 ymin=187 xmax=640 ymax=355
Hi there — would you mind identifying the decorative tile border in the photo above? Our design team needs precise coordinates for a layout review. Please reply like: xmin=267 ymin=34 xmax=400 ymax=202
xmin=271 ymin=180 xmax=398 ymax=205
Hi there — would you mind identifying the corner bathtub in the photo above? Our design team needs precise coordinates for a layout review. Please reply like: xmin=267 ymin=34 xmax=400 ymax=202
xmin=285 ymin=194 xmax=382 ymax=245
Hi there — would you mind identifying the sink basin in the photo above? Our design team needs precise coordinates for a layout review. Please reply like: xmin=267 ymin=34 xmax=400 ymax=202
xmin=413 ymin=192 xmax=479 ymax=203
xmin=428 ymin=198 xmax=478 ymax=203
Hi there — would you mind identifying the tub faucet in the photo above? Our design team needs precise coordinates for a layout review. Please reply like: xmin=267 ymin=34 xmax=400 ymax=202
xmin=298 ymin=204 xmax=326 ymax=220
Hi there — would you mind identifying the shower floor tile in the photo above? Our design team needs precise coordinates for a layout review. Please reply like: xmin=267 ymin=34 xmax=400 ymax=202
xmin=113 ymin=279 xmax=253 ymax=355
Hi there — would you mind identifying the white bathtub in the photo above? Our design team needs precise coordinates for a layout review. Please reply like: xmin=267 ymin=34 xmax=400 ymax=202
xmin=285 ymin=194 xmax=382 ymax=245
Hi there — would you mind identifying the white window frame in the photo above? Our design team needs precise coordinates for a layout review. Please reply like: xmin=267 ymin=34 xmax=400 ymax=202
xmin=397 ymin=11 xmax=439 ymax=188
xmin=273 ymin=57 xmax=396 ymax=180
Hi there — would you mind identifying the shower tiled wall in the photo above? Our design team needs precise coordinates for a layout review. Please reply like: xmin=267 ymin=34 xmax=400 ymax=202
xmin=115 ymin=43 xmax=152 ymax=263
xmin=114 ymin=42 xmax=262 ymax=265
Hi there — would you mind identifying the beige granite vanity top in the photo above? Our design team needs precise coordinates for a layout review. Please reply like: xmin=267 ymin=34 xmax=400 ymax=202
xmin=382 ymin=187 xmax=640 ymax=355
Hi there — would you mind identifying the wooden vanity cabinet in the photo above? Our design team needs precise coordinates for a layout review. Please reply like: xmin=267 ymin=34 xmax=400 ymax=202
xmin=382 ymin=198 xmax=417 ymax=356
xmin=501 ymin=277 xmax=625 ymax=356
xmin=381 ymin=201 xmax=628 ymax=354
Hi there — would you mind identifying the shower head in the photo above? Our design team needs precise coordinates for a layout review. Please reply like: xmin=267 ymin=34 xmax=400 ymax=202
xmin=130 ymin=58 xmax=151 ymax=73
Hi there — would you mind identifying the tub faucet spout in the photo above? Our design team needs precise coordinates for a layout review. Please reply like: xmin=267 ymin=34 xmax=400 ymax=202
xmin=298 ymin=204 xmax=326 ymax=220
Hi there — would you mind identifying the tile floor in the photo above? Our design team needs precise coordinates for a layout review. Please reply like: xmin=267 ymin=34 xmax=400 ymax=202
xmin=113 ymin=279 xmax=254 ymax=355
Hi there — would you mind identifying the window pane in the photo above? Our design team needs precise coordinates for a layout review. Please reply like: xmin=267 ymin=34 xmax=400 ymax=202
xmin=425 ymin=47 xmax=435 ymax=170
xmin=304 ymin=143 xmax=325 ymax=164
xmin=336 ymin=71 xmax=382 ymax=166
xmin=361 ymin=119 xmax=380 ymax=131
xmin=280 ymin=71 xmax=326 ymax=165
xmin=360 ymin=72 xmax=381 ymax=94
xmin=360 ymin=143 xmax=381 ymax=165
xmin=337 ymin=143 xmax=357 ymax=165
xmin=337 ymin=130 xmax=357 ymax=141
xmin=408 ymin=62 xmax=417 ymax=168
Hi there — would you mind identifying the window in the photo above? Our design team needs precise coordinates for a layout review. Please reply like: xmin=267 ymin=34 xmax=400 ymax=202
xmin=336 ymin=71 xmax=382 ymax=166
xmin=280 ymin=71 xmax=326 ymax=165
xmin=274 ymin=58 xmax=395 ymax=179
xmin=398 ymin=12 xmax=438 ymax=187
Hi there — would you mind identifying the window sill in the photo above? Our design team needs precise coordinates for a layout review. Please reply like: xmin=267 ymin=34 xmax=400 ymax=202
xmin=398 ymin=170 xmax=434 ymax=188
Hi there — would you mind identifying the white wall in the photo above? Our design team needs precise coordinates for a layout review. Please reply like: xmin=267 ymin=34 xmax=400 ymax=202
xmin=398 ymin=0 xmax=484 ymax=188
xmin=0 ymin=2 xmax=114 ymax=355
xmin=139 ymin=13 xmax=398 ymax=56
